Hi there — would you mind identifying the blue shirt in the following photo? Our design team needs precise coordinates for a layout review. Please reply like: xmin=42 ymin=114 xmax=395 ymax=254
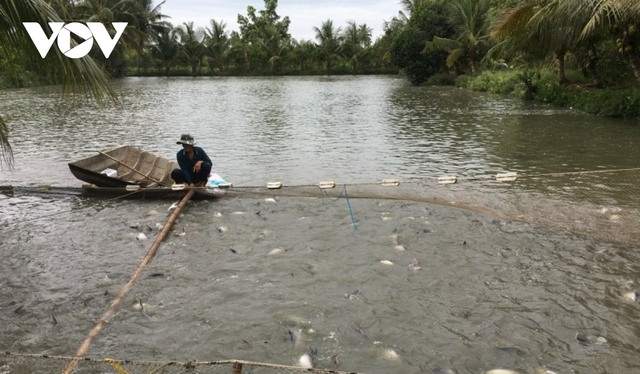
xmin=176 ymin=146 xmax=212 ymax=184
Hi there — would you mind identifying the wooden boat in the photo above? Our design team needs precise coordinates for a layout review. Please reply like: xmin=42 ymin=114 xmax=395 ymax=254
xmin=68 ymin=146 xmax=229 ymax=199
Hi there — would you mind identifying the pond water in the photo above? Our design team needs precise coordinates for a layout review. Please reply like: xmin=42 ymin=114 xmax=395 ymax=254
xmin=1 ymin=76 xmax=639 ymax=374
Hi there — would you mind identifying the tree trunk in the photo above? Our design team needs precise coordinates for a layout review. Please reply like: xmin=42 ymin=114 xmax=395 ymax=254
xmin=628 ymin=49 xmax=640 ymax=85
xmin=556 ymin=51 xmax=568 ymax=85
xmin=468 ymin=54 xmax=477 ymax=76
xmin=244 ymin=49 xmax=250 ymax=72
xmin=587 ymin=46 xmax=604 ymax=87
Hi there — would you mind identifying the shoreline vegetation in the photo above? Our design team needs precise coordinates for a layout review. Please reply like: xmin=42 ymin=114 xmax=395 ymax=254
xmin=2 ymin=0 xmax=640 ymax=121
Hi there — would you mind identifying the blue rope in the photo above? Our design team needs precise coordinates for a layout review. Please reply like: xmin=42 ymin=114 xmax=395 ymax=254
xmin=342 ymin=184 xmax=360 ymax=233
xmin=318 ymin=184 xmax=360 ymax=233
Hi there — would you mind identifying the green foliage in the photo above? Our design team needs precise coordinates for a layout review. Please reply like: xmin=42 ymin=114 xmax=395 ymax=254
xmin=460 ymin=68 xmax=640 ymax=118
xmin=427 ymin=72 xmax=456 ymax=85
xmin=389 ymin=2 xmax=453 ymax=85
xmin=458 ymin=70 xmax=521 ymax=94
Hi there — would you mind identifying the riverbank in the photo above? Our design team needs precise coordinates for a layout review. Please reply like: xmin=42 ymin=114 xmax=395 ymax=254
xmin=445 ymin=69 xmax=640 ymax=120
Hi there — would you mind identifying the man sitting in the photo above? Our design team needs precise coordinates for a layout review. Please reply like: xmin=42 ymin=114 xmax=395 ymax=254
xmin=171 ymin=133 xmax=212 ymax=187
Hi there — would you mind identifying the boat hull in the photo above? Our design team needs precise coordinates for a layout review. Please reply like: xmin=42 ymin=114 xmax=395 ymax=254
xmin=68 ymin=146 xmax=226 ymax=199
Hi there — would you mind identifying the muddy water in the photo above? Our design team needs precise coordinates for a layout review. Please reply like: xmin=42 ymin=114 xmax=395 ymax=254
xmin=1 ymin=76 xmax=639 ymax=373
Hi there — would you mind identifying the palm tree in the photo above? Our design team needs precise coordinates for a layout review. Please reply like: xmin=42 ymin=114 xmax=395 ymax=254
xmin=289 ymin=38 xmax=316 ymax=71
xmin=358 ymin=24 xmax=373 ymax=48
xmin=563 ymin=0 xmax=640 ymax=83
xmin=130 ymin=0 xmax=171 ymax=74
xmin=388 ymin=0 xmax=431 ymax=29
xmin=423 ymin=0 xmax=491 ymax=76
xmin=175 ymin=21 xmax=206 ymax=74
xmin=343 ymin=21 xmax=362 ymax=71
xmin=313 ymin=19 xmax=342 ymax=73
xmin=150 ymin=24 xmax=179 ymax=76
xmin=228 ymin=30 xmax=250 ymax=71
xmin=204 ymin=19 xmax=230 ymax=73
xmin=490 ymin=0 xmax=589 ymax=84
xmin=73 ymin=0 xmax=138 ymax=75
xmin=257 ymin=22 xmax=290 ymax=72
xmin=0 ymin=0 xmax=116 ymax=166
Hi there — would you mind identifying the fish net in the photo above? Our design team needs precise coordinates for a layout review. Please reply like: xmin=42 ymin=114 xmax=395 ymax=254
xmin=1 ymin=168 xmax=639 ymax=373
xmin=0 ymin=352 xmax=353 ymax=373
xmin=225 ymin=168 xmax=640 ymax=245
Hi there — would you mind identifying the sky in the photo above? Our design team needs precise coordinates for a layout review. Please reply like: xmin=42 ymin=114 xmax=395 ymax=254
xmin=159 ymin=0 xmax=403 ymax=42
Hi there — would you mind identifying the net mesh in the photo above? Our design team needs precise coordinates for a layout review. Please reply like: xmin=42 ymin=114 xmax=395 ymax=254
xmin=2 ymin=168 xmax=639 ymax=372
xmin=225 ymin=168 xmax=640 ymax=245
xmin=0 ymin=352 xmax=356 ymax=374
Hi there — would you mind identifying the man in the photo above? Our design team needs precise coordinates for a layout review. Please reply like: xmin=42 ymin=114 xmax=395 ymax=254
xmin=171 ymin=134 xmax=212 ymax=187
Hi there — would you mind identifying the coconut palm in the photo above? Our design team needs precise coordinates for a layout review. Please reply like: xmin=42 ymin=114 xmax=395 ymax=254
xmin=289 ymin=38 xmax=316 ymax=71
xmin=204 ymin=19 xmax=230 ymax=73
xmin=0 ymin=0 xmax=116 ymax=166
xmin=130 ymin=0 xmax=171 ymax=73
xmin=343 ymin=21 xmax=362 ymax=71
xmin=313 ymin=19 xmax=342 ymax=73
xmin=150 ymin=23 xmax=179 ymax=76
xmin=73 ymin=0 xmax=139 ymax=75
xmin=491 ymin=0 xmax=593 ymax=84
xmin=358 ymin=24 xmax=373 ymax=48
xmin=257 ymin=22 xmax=290 ymax=72
xmin=423 ymin=0 xmax=491 ymax=76
xmin=175 ymin=21 xmax=206 ymax=74
xmin=563 ymin=0 xmax=640 ymax=83
xmin=394 ymin=0 xmax=431 ymax=26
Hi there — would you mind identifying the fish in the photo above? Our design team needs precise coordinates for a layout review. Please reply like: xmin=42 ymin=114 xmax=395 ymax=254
xmin=175 ymin=227 xmax=186 ymax=237
xmin=288 ymin=329 xmax=302 ymax=346
xmin=216 ymin=226 xmax=228 ymax=233
xmin=575 ymin=332 xmax=606 ymax=345
xmin=394 ymin=245 xmax=406 ymax=251
xmin=264 ymin=198 xmax=277 ymax=203
xmin=136 ymin=233 xmax=147 ymax=241
xmin=268 ymin=248 xmax=284 ymax=255
xmin=133 ymin=298 xmax=151 ymax=319
xmin=329 ymin=353 xmax=341 ymax=366
xmin=432 ymin=367 xmax=455 ymax=374
xmin=382 ymin=348 xmax=400 ymax=361
xmin=380 ymin=260 xmax=393 ymax=265
xmin=349 ymin=322 xmax=368 ymax=339
xmin=408 ymin=258 xmax=421 ymax=271
xmin=623 ymin=291 xmax=638 ymax=301
xmin=513 ymin=315 xmax=541 ymax=330
xmin=345 ymin=289 xmax=360 ymax=300
xmin=50 ymin=314 xmax=57 ymax=325
xmin=167 ymin=201 xmax=179 ymax=211
xmin=298 ymin=353 xmax=314 ymax=369
xmin=496 ymin=346 xmax=527 ymax=357
xmin=535 ymin=369 xmax=559 ymax=374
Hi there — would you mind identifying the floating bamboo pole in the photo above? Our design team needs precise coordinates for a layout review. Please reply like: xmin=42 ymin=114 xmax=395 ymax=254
xmin=63 ymin=189 xmax=196 ymax=374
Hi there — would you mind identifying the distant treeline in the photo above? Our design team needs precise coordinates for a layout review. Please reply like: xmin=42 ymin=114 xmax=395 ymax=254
xmin=3 ymin=0 xmax=640 ymax=116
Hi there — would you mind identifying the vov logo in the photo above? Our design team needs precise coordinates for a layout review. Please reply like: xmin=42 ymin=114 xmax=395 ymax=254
xmin=23 ymin=22 xmax=128 ymax=59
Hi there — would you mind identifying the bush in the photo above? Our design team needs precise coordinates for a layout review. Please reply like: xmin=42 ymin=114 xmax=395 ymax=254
xmin=428 ymin=72 xmax=456 ymax=85
xmin=458 ymin=67 xmax=640 ymax=118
